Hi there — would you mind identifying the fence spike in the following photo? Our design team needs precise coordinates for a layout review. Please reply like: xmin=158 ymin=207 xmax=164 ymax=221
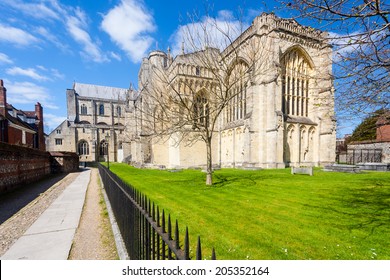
xmin=157 ymin=206 xmax=160 ymax=227
xmin=162 ymin=209 xmax=165 ymax=233
xmin=212 ymin=247 xmax=216 ymax=260
xmin=152 ymin=202 xmax=155 ymax=221
xmin=148 ymin=199 xmax=152 ymax=217
xmin=168 ymin=214 xmax=172 ymax=240
xmin=184 ymin=227 xmax=190 ymax=260
xmin=196 ymin=236 xmax=202 ymax=260
xmin=175 ymin=219 xmax=180 ymax=249
xmin=168 ymin=214 xmax=173 ymax=260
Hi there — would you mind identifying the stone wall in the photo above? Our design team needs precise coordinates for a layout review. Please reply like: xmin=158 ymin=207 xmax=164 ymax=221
xmin=50 ymin=152 xmax=79 ymax=173
xmin=0 ymin=142 xmax=51 ymax=194
xmin=348 ymin=141 xmax=390 ymax=163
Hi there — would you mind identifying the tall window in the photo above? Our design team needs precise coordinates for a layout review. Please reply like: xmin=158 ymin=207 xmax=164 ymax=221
xmin=99 ymin=104 xmax=105 ymax=115
xmin=226 ymin=60 xmax=249 ymax=123
xmin=117 ymin=106 xmax=121 ymax=116
xmin=100 ymin=140 xmax=108 ymax=156
xmin=281 ymin=48 xmax=311 ymax=117
xmin=78 ymin=140 xmax=89 ymax=155
xmin=80 ymin=104 xmax=87 ymax=115
xmin=194 ymin=91 xmax=209 ymax=127
xmin=195 ymin=66 xmax=200 ymax=76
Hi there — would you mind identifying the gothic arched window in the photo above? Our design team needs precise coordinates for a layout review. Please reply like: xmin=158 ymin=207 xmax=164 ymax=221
xmin=80 ymin=104 xmax=87 ymax=115
xmin=100 ymin=140 xmax=108 ymax=156
xmin=194 ymin=91 xmax=209 ymax=128
xmin=78 ymin=140 xmax=89 ymax=155
xmin=226 ymin=60 xmax=249 ymax=123
xmin=281 ymin=48 xmax=312 ymax=117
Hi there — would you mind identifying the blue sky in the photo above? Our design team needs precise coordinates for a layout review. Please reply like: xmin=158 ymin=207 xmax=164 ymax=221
xmin=0 ymin=0 xmax=353 ymax=135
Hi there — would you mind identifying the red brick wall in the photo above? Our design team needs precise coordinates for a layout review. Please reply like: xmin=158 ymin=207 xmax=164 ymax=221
xmin=7 ymin=126 xmax=35 ymax=148
xmin=377 ymin=124 xmax=390 ymax=141
xmin=0 ymin=142 xmax=51 ymax=194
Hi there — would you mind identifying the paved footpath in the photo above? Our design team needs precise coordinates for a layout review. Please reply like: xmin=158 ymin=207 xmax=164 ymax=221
xmin=1 ymin=169 xmax=91 ymax=260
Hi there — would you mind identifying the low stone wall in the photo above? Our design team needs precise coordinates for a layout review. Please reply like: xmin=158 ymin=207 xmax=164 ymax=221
xmin=50 ymin=152 xmax=79 ymax=173
xmin=0 ymin=142 xmax=51 ymax=194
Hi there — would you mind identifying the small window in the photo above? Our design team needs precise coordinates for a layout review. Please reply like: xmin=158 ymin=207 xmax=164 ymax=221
xmin=80 ymin=104 xmax=87 ymax=115
xmin=196 ymin=66 xmax=200 ymax=76
xmin=117 ymin=106 xmax=122 ymax=116
xmin=56 ymin=129 xmax=61 ymax=134
xmin=99 ymin=104 xmax=104 ymax=115
xmin=55 ymin=139 xmax=63 ymax=145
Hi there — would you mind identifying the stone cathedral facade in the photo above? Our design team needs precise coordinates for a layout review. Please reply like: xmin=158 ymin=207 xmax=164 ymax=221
xmin=48 ymin=13 xmax=336 ymax=168
xmin=128 ymin=13 xmax=336 ymax=169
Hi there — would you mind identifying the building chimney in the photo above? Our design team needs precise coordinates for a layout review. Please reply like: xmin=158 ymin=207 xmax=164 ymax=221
xmin=0 ymin=80 xmax=7 ymax=116
xmin=35 ymin=102 xmax=43 ymax=121
xmin=35 ymin=102 xmax=46 ymax=151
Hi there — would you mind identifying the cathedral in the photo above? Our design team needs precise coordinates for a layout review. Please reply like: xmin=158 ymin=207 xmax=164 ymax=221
xmin=47 ymin=13 xmax=336 ymax=169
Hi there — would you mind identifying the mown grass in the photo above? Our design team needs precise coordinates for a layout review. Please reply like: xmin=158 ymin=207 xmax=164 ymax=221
xmin=106 ymin=163 xmax=390 ymax=260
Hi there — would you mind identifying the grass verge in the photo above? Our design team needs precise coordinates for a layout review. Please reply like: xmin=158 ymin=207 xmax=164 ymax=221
xmin=107 ymin=163 xmax=390 ymax=260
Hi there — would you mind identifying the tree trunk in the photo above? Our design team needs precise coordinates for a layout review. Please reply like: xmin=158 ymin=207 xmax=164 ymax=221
xmin=206 ymin=138 xmax=213 ymax=185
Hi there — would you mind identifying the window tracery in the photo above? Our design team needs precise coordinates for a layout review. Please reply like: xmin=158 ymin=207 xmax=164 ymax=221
xmin=281 ymin=48 xmax=311 ymax=117
xmin=78 ymin=140 xmax=89 ymax=155
xmin=225 ymin=60 xmax=249 ymax=124
xmin=193 ymin=91 xmax=209 ymax=127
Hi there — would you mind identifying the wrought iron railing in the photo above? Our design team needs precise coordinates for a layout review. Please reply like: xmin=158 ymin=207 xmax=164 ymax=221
xmin=98 ymin=163 xmax=216 ymax=260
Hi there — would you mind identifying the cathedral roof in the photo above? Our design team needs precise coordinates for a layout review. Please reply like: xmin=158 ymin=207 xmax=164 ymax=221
xmin=73 ymin=82 xmax=131 ymax=101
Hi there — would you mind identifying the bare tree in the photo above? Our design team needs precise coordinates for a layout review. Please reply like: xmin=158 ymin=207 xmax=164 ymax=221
xmin=135 ymin=11 xmax=274 ymax=185
xmin=277 ymin=0 xmax=389 ymax=125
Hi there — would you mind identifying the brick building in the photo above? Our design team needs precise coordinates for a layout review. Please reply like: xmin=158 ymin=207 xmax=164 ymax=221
xmin=376 ymin=110 xmax=390 ymax=142
xmin=0 ymin=79 xmax=45 ymax=151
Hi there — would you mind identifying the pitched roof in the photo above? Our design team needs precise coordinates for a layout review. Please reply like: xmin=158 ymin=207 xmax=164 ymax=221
xmin=4 ymin=112 xmax=37 ymax=133
xmin=73 ymin=82 xmax=133 ymax=101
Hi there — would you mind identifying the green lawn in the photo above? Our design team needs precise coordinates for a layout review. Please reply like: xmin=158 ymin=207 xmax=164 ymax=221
xmin=106 ymin=163 xmax=390 ymax=260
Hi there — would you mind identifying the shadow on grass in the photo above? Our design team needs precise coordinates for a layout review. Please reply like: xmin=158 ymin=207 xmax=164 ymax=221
xmin=212 ymin=173 xmax=258 ymax=188
xmin=340 ymin=183 xmax=390 ymax=236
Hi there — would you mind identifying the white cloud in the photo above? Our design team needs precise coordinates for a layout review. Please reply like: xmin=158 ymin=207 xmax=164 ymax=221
xmin=6 ymin=67 xmax=50 ymax=81
xmin=6 ymin=65 xmax=65 ymax=81
xmin=44 ymin=113 xmax=66 ymax=132
xmin=101 ymin=0 xmax=156 ymax=63
xmin=35 ymin=26 xmax=71 ymax=53
xmin=50 ymin=68 xmax=65 ymax=80
xmin=4 ymin=80 xmax=58 ymax=110
xmin=217 ymin=10 xmax=235 ymax=21
xmin=170 ymin=11 xmax=247 ymax=56
xmin=0 ymin=24 xmax=39 ymax=47
xmin=1 ymin=0 xmax=60 ymax=21
xmin=0 ymin=53 xmax=13 ymax=64
xmin=66 ymin=14 xmax=109 ymax=63
xmin=109 ymin=51 xmax=122 ymax=61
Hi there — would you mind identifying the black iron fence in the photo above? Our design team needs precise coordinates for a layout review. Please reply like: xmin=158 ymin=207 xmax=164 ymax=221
xmin=98 ymin=163 xmax=215 ymax=260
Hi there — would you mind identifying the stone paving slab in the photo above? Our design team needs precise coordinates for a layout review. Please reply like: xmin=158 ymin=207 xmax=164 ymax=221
xmin=1 ymin=169 xmax=90 ymax=260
